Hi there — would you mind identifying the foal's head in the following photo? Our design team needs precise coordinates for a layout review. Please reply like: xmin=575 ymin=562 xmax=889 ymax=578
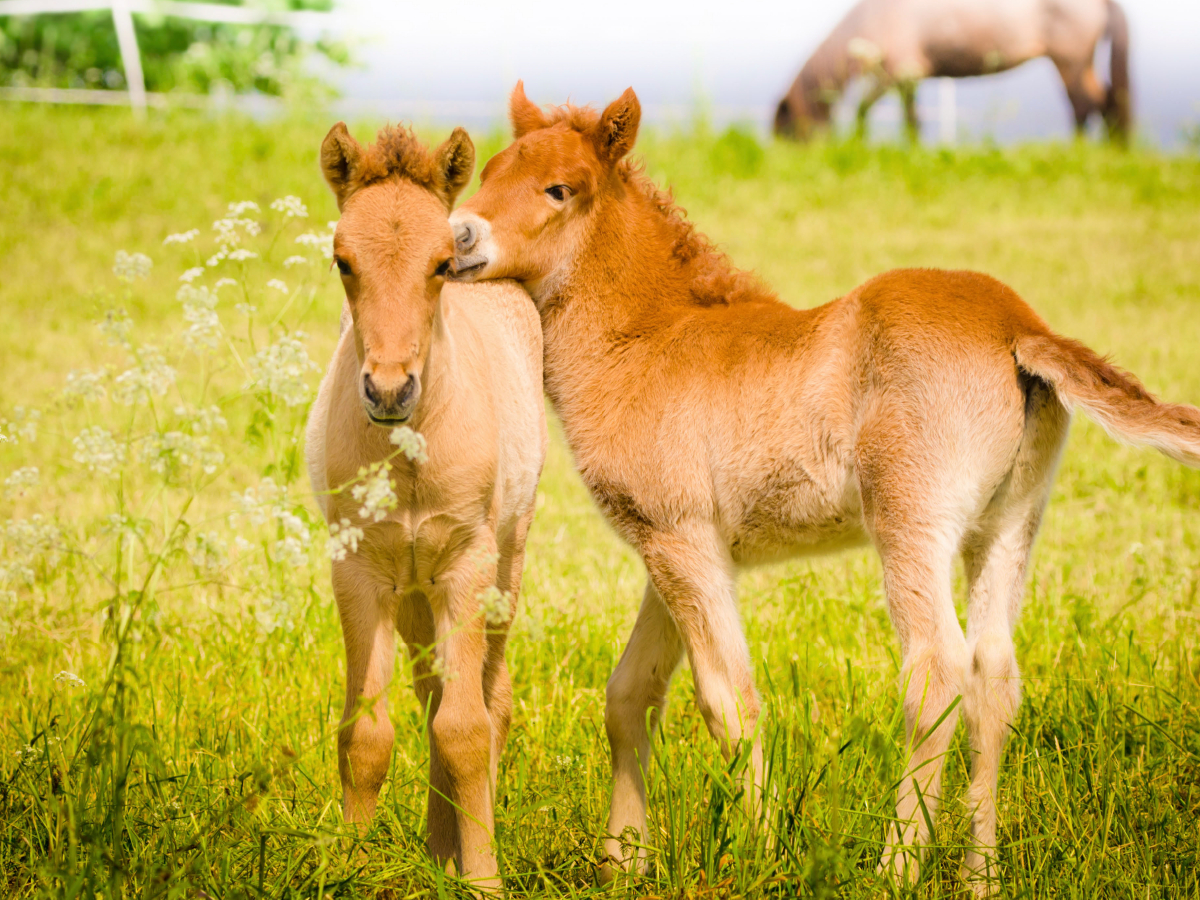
xmin=321 ymin=123 xmax=474 ymax=425
xmin=449 ymin=82 xmax=640 ymax=298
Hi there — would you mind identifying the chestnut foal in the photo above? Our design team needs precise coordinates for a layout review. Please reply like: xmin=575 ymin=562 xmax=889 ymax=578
xmin=448 ymin=84 xmax=1200 ymax=891
xmin=306 ymin=122 xmax=546 ymax=887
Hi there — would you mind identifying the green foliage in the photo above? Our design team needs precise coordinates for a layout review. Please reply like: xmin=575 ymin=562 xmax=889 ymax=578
xmin=0 ymin=1 xmax=349 ymax=97
xmin=1 ymin=107 xmax=1199 ymax=898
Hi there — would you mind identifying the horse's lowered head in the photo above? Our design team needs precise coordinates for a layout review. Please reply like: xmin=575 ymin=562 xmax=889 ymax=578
xmin=773 ymin=74 xmax=833 ymax=141
xmin=320 ymin=122 xmax=474 ymax=425
xmin=449 ymin=81 xmax=641 ymax=301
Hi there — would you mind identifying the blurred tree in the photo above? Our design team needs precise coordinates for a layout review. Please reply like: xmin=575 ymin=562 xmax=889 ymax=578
xmin=0 ymin=1 xmax=350 ymax=98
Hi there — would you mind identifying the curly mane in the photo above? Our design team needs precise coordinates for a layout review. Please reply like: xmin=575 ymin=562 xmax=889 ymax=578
xmin=336 ymin=124 xmax=444 ymax=196
xmin=539 ymin=102 xmax=772 ymax=307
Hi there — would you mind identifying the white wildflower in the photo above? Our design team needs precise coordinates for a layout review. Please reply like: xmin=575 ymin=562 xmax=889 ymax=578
xmin=98 ymin=309 xmax=133 ymax=348
xmin=145 ymin=430 xmax=224 ymax=480
xmin=270 ymin=196 xmax=308 ymax=218
xmin=478 ymin=585 xmax=513 ymax=626
xmin=295 ymin=231 xmax=334 ymax=260
xmin=2 ymin=407 xmax=41 ymax=444
xmin=179 ymin=266 xmax=205 ymax=283
xmin=185 ymin=531 xmax=228 ymax=575
xmin=254 ymin=594 xmax=295 ymax=635
xmin=231 ymin=478 xmax=281 ymax=526
xmin=227 ymin=201 xmax=260 ymax=216
xmin=54 ymin=671 xmax=86 ymax=688
xmin=113 ymin=346 xmax=176 ymax=405
xmin=282 ymin=256 xmax=308 ymax=268
xmin=63 ymin=370 xmax=107 ymax=403
xmin=326 ymin=518 xmax=365 ymax=561
xmin=177 ymin=283 xmax=222 ymax=351
xmin=72 ymin=427 xmax=126 ymax=476
xmin=430 ymin=655 xmax=456 ymax=682
xmin=3 ymin=467 xmax=39 ymax=500
xmin=163 ymin=229 xmax=200 ymax=245
xmin=350 ymin=463 xmax=397 ymax=523
xmin=176 ymin=404 xmax=227 ymax=434
xmin=206 ymin=249 xmax=228 ymax=267
xmin=1 ymin=515 xmax=62 ymax=588
xmin=214 ymin=278 xmax=238 ymax=290
xmin=236 ymin=303 xmax=257 ymax=317
xmin=267 ymin=279 xmax=288 ymax=293
xmin=247 ymin=334 xmax=318 ymax=407
xmin=273 ymin=535 xmax=308 ymax=569
xmin=227 ymin=249 xmax=258 ymax=262
xmin=389 ymin=426 xmax=428 ymax=463
xmin=233 ymin=536 xmax=253 ymax=554
xmin=113 ymin=250 xmax=152 ymax=282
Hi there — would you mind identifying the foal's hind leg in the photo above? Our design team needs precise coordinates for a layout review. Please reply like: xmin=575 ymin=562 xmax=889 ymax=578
xmin=602 ymin=580 xmax=685 ymax=877
xmin=860 ymin=456 xmax=968 ymax=883
xmin=960 ymin=388 xmax=1068 ymax=894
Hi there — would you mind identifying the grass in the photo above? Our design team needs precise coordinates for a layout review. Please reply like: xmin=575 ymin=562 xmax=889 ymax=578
xmin=1 ymin=104 xmax=1199 ymax=898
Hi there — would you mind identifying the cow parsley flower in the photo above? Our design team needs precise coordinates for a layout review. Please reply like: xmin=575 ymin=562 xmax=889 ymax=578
xmin=98 ymin=309 xmax=133 ymax=348
xmin=179 ymin=267 xmax=205 ymax=283
xmin=177 ymin=284 xmax=221 ymax=351
xmin=270 ymin=196 xmax=308 ymax=218
xmin=113 ymin=250 xmax=152 ymax=282
xmin=145 ymin=430 xmax=224 ymax=480
xmin=478 ymin=585 xmax=513 ymax=626
xmin=389 ymin=426 xmax=428 ymax=463
xmin=247 ymin=334 xmax=318 ymax=407
xmin=72 ymin=427 xmax=126 ymax=476
xmin=2 ymin=407 xmax=41 ymax=444
xmin=63 ymin=370 xmax=107 ymax=403
xmin=163 ymin=229 xmax=200 ymax=245
xmin=350 ymin=462 xmax=397 ymax=523
xmin=185 ymin=531 xmax=228 ymax=575
xmin=113 ymin=346 xmax=176 ymax=405
xmin=54 ymin=671 xmax=86 ymax=688
xmin=326 ymin=518 xmax=365 ymax=561
xmin=3 ymin=466 xmax=39 ymax=500
xmin=282 ymin=255 xmax=308 ymax=268
xmin=228 ymin=249 xmax=258 ymax=262
xmin=267 ymin=279 xmax=288 ymax=293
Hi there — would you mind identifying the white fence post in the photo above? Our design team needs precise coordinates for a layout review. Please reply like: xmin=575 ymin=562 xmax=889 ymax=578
xmin=938 ymin=77 xmax=956 ymax=145
xmin=109 ymin=0 xmax=146 ymax=116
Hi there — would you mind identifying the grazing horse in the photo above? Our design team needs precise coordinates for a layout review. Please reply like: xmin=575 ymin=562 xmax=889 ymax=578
xmin=306 ymin=122 xmax=547 ymax=888
xmin=773 ymin=0 xmax=1130 ymax=143
xmin=449 ymin=84 xmax=1200 ymax=892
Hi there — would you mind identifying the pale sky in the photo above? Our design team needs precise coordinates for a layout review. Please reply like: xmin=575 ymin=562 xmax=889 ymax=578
xmin=320 ymin=0 xmax=1200 ymax=146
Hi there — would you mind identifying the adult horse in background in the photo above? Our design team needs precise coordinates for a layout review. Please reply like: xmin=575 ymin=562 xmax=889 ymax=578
xmin=449 ymin=83 xmax=1199 ymax=894
xmin=306 ymin=122 xmax=546 ymax=888
xmin=773 ymin=0 xmax=1130 ymax=143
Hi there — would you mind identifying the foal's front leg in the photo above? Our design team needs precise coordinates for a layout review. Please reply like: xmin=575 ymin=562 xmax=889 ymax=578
xmin=333 ymin=559 xmax=397 ymax=827
xmin=428 ymin=538 xmax=502 ymax=888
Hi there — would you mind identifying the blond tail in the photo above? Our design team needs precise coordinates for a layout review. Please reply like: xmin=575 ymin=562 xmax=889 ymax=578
xmin=1014 ymin=332 xmax=1200 ymax=467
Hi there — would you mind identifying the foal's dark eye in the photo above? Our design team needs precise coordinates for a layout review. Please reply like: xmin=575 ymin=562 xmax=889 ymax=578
xmin=545 ymin=184 xmax=570 ymax=202
xmin=434 ymin=259 xmax=451 ymax=278
xmin=335 ymin=258 xmax=352 ymax=276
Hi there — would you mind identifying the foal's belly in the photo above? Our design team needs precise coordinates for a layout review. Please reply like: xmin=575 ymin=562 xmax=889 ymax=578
xmin=725 ymin=471 xmax=868 ymax=567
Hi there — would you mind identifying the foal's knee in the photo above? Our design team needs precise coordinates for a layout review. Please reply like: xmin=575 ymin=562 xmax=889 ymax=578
xmin=338 ymin=712 xmax=394 ymax=819
xmin=964 ymin=634 xmax=1021 ymax=727
xmin=695 ymin=679 xmax=760 ymax=748
xmin=431 ymin=699 xmax=491 ymax=787
xmin=901 ymin=641 xmax=966 ymax=737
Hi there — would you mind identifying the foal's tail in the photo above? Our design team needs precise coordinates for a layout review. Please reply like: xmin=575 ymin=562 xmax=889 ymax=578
xmin=1014 ymin=332 xmax=1200 ymax=467
xmin=1104 ymin=0 xmax=1132 ymax=143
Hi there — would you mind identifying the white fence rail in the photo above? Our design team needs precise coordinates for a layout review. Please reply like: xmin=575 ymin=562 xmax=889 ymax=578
xmin=0 ymin=0 xmax=338 ymax=116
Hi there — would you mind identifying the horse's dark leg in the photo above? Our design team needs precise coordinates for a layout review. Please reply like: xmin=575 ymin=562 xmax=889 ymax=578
xmin=1055 ymin=59 xmax=1106 ymax=137
xmin=899 ymin=80 xmax=920 ymax=143
xmin=856 ymin=78 xmax=890 ymax=140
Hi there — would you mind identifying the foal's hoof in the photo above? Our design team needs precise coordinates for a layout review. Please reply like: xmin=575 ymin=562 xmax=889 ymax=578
xmin=961 ymin=853 xmax=1000 ymax=898
xmin=877 ymin=845 xmax=920 ymax=887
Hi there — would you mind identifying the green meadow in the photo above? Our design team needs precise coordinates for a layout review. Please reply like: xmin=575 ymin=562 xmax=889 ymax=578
xmin=1 ymin=105 xmax=1198 ymax=898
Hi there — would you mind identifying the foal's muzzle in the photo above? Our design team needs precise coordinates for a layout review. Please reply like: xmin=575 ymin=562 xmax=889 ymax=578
xmin=362 ymin=371 xmax=421 ymax=425
xmin=449 ymin=213 xmax=489 ymax=281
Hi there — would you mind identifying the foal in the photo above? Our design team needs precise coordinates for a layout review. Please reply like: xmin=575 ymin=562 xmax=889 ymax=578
xmin=306 ymin=122 xmax=546 ymax=886
xmin=448 ymin=84 xmax=1200 ymax=890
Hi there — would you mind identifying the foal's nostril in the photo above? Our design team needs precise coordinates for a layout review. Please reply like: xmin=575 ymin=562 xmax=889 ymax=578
xmin=455 ymin=221 xmax=477 ymax=252
xmin=398 ymin=373 xmax=418 ymax=407
xmin=362 ymin=372 xmax=380 ymax=406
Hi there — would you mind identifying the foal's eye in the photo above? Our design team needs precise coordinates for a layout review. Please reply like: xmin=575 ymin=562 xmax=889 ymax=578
xmin=544 ymin=184 xmax=571 ymax=202
xmin=335 ymin=258 xmax=352 ymax=276
xmin=433 ymin=259 xmax=451 ymax=278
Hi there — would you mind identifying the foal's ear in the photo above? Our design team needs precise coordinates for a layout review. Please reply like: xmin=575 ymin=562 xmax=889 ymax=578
xmin=320 ymin=122 xmax=365 ymax=210
xmin=510 ymin=80 xmax=549 ymax=139
xmin=591 ymin=87 xmax=641 ymax=166
xmin=434 ymin=127 xmax=475 ymax=209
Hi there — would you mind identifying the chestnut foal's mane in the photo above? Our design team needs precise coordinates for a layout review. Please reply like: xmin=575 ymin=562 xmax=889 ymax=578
xmin=541 ymin=102 xmax=774 ymax=308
